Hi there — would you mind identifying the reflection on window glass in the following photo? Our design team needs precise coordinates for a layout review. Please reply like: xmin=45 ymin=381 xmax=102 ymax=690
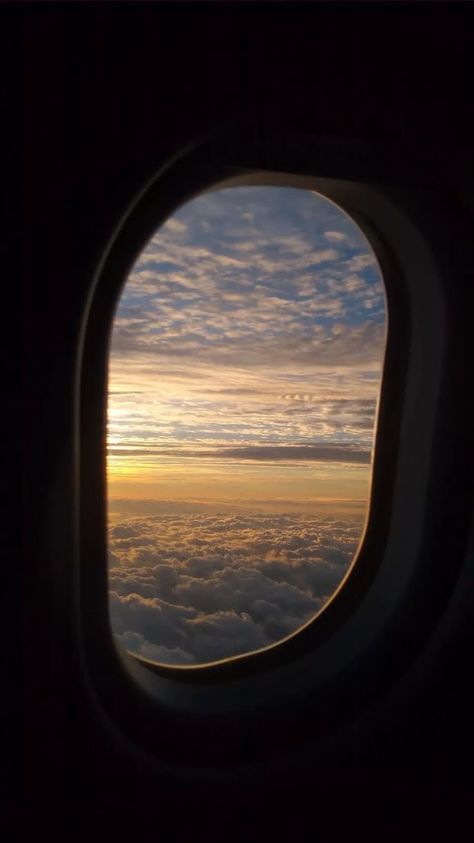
xmin=107 ymin=186 xmax=386 ymax=666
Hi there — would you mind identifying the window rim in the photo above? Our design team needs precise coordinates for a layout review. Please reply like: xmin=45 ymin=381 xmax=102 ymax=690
xmin=77 ymin=135 xmax=464 ymax=767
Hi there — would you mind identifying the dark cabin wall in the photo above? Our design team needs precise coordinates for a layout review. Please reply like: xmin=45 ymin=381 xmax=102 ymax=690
xmin=15 ymin=2 xmax=474 ymax=835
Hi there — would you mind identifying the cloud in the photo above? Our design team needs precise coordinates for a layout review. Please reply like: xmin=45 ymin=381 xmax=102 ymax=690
xmin=116 ymin=631 xmax=195 ymax=665
xmin=323 ymin=230 xmax=347 ymax=243
xmin=108 ymin=443 xmax=371 ymax=464
xmin=162 ymin=218 xmax=188 ymax=235
xmin=108 ymin=505 xmax=364 ymax=664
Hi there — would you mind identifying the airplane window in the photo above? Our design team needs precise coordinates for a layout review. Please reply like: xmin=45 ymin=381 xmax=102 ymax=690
xmin=106 ymin=185 xmax=386 ymax=666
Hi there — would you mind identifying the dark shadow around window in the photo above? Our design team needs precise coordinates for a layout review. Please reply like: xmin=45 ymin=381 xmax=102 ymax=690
xmin=106 ymin=186 xmax=386 ymax=666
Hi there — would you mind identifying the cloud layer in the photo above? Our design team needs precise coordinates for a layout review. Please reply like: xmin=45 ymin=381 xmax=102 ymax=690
xmin=109 ymin=503 xmax=364 ymax=664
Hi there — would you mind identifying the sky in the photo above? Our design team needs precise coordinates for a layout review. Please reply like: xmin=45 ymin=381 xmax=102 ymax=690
xmin=106 ymin=185 xmax=386 ymax=664
xmin=107 ymin=185 xmax=386 ymax=504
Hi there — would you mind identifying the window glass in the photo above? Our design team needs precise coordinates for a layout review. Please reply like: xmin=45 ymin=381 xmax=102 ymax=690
xmin=107 ymin=186 xmax=386 ymax=665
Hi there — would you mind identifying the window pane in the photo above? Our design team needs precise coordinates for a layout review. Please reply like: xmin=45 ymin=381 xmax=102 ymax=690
xmin=107 ymin=186 xmax=386 ymax=666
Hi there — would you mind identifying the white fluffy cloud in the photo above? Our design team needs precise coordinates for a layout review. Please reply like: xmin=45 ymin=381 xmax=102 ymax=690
xmin=108 ymin=505 xmax=363 ymax=664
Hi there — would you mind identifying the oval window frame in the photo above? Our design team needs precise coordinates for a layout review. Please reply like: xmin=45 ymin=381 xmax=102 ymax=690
xmin=77 ymin=132 xmax=465 ymax=769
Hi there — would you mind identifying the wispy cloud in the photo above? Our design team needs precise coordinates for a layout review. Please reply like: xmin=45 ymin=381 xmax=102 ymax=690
xmin=323 ymin=230 xmax=348 ymax=243
xmin=108 ymin=443 xmax=371 ymax=464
